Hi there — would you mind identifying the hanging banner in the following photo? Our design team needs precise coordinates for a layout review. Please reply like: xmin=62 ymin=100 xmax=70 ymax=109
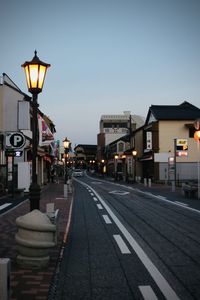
xmin=38 ymin=114 xmax=54 ymax=146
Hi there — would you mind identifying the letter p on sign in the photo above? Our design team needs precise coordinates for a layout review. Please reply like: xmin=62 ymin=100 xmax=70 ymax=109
xmin=8 ymin=132 xmax=26 ymax=149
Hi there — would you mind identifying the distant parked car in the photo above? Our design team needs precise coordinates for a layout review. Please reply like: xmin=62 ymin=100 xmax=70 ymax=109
xmin=73 ymin=169 xmax=84 ymax=177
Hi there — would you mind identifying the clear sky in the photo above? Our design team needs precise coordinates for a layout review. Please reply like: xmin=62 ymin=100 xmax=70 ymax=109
xmin=1 ymin=0 xmax=200 ymax=147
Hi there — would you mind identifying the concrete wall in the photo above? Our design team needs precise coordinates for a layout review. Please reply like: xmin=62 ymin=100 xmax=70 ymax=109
xmin=159 ymin=162 xmax=197 ymax=181
xmin=159 ymin=120 xmax=198 ymax=162
xmin=3 ymin=85 xmax=24 ymax=132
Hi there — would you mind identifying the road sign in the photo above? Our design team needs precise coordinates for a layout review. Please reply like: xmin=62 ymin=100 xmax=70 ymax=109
xmin=5 ymin=149 xmax=23 ymax=157
xmin=6 ymin=132 xmax=26 ymax=149
xmin=176 ymin=139 xmax=188 ymax=152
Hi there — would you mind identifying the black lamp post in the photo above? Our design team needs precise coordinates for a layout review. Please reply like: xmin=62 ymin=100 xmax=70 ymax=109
xmin=22 ymin=51 xmax=50 ymax=211
xmin=63 ymin=137 xmax=71 ymax=184
xmin=194 ymin=122 xmax=200 ymax=200
xmin=132 ymin=150 xmax=137 ymax=182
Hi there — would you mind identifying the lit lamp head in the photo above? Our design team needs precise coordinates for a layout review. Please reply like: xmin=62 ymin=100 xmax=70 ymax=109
xmin=194 ymin=130 xmax=200 ymax=142
xmin=63 ymin=137 xmax=71 ymax=149
xmin=114 ymin=155 xmax=119 ymax=160
xmin=22 ymin=51 xmax=50 ymax=95
xmin=132 ymin=150 xmax=137 ymax=156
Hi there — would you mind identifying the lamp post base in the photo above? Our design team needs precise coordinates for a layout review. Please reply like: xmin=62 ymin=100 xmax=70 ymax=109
xmin=29 ymin=183 xmax=41 ymax=211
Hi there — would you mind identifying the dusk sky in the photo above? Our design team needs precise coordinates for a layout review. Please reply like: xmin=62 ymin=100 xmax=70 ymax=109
xmin=1 ymin=0 xmax=200 ymax=147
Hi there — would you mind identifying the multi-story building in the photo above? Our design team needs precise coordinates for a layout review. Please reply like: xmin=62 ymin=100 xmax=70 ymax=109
xmin=74 ymin=144 xmax=97 ymax=169
xmin=97 ymin=111 xmax=144 ymax=162
xmin=135 ymin=101 xmax=200 ymax=183
xmin=101 ymin=101 xmax=200 ymax=184
xmin=0 ymin=73 xmax=56 ymax=194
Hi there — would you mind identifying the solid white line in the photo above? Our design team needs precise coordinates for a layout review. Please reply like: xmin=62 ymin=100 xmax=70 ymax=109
xmin=0 ymin=198 xmax=29 ymax=217
xmin=102 ymin=214 xmax=112 ymax=224
xmin=139 ymin=285 xmax=158 ymax=300
xmin=174 ymin=201 xmax=188 ymax=207
xmin=113 ymin=234 xmax=131 ymax=254
xmin=80 ymin=182 xmax=180 ymax=300
xmin=97 ymin=203 xmax=103 ymax=210
xmin=0 ymin=203 xmax=12 ymax=210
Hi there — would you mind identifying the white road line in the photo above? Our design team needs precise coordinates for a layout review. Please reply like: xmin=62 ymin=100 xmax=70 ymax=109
xmin=0 ymin=199 xmax=29 ymax=217
xmin=139 ymin=285 xmax=158 ymax=300
xmin=113 ymin=234 xmax=131 ymax=254
xmin=97 ymin=203 xmax=103 ymax=210
xmin=109 ymin=190 xmax=130 ymax=195
xmin=90 ymin=193 xmax=94 ymax=196
xmin=80 ymin=182 xmax=180 ymax=300
xmin=102 ymin=214 xmax=112 ymax=224
xmin=156 ymin=195 xmax=167 ymax=199
xmin=0 ymin=203 xmax=12 ymax=210
xmin=174 ymin=201 xmax=188 ymax=207
xmin=93 ymin=197 xmax=98 ymax=201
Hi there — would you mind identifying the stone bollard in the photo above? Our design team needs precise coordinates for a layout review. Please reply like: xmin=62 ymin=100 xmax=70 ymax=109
xmin=148 ymin=178 xmax=152 ymax=187
xmin=15 ymin=210 xmax=56 ymax=269
xmin=68 ymin=179 xmax=73 ymax=193
xmin=64 ymin=184 xmax=68 ymax=197
xmin=144 ymin=178 xmax=147 ymax=187
xmin=0 ymin=258 xmax=11 ymax=300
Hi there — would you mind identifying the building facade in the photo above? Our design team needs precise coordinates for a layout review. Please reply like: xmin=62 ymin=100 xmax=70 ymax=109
xmin=137 ymin=101 xmax=200 ymax=183
xmin=97 ymin=111 xmax=144 ymax=162
xmin=0 ymin=73 xmax=57 ymax=195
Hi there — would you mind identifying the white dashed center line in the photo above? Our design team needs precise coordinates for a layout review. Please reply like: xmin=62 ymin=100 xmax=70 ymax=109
xmin=102 ymin=214 xmax=112 ymax=224
xmin=113 ymin=234 xmax=131 ymax=254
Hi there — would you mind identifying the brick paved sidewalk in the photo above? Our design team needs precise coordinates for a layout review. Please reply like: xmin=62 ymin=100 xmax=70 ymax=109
xmin=0 ymin=181 xmax=72 ymax=300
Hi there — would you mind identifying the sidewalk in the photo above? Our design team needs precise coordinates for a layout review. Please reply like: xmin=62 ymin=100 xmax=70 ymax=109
xmin=0 ymin=180 xmax=72 ymax=300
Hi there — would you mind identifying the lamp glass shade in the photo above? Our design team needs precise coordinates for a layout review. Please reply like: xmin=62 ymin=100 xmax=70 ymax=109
xmin=194 ymin=130 xmax=200 ymax=141
xmin=63 ymin=138 xmax=70 ymax=149
xmin=132 ymin=150 xmax=137 ymax=156
xmin=22 ymin=51 xmax=50 ymax=94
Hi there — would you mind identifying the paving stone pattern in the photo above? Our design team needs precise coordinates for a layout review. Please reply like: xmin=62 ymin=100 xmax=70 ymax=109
xmin=0 ymin=181 xmax=71 ymax=300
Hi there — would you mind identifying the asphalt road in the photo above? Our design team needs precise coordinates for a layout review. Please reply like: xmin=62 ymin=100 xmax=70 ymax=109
xmin=53 ymin=175 xmax=200 ymax=300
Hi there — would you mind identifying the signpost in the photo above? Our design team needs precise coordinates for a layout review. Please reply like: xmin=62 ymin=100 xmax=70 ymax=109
xmin=5 ymin=132 xmax=26 ymax=196
xmin=6 ymin=132 xmax=26 ymax=149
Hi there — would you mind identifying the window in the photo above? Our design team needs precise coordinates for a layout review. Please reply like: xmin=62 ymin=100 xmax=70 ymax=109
xmin=118 ymin=142 xmax=124 ymax=152
xmin=189 ymin=127 xmax=195 ymax=138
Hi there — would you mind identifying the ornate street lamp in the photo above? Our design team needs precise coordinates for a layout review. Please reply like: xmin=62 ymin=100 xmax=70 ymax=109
xmin=22 ymin=51 xmax=50 ymax=211
xmin=132 ymin=150 xmax=137 ymax=182
xmin=194 ymin=120 xmax=200 ymax=199
xmin=63 ymin=137 xmax=71 ymax=184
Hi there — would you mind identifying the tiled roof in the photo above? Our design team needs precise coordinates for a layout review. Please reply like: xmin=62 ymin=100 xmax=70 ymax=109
xmin=148 ymin=101 xmax=200 ymax=122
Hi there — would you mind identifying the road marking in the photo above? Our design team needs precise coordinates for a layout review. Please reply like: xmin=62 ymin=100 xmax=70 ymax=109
xmin=97 ymin=203 xmax=103 ymax=210
xmin=109 ymin=190 xmax=130 ymax=195
xmin=113 ymin=234 xmax=131 ymax=254
xmin=174 ymin=201 xmax=188 ymax=207
xmin=91 ymin=181 xmax=102 ymax=184
xmin=90 ymin=192 xmax=94 ymax=196
xmin=80 ymin=182 xmax=180 ymax=300
xmin=102 ymin=214 xmax=112 ymax=224
xmin=139 ymin=285 xmax=158 ymax=300
xmin=0 ymin=203 xmax=12 ymax=210
xmin=156 ymin=195 xmax=167 ymax=199
xmin=93 ymin=197 xmax=98 ymax=201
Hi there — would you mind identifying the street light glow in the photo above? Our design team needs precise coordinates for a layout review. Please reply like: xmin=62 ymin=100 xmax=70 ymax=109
xmin=22 ymin=51 xmax=50 ymax=94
